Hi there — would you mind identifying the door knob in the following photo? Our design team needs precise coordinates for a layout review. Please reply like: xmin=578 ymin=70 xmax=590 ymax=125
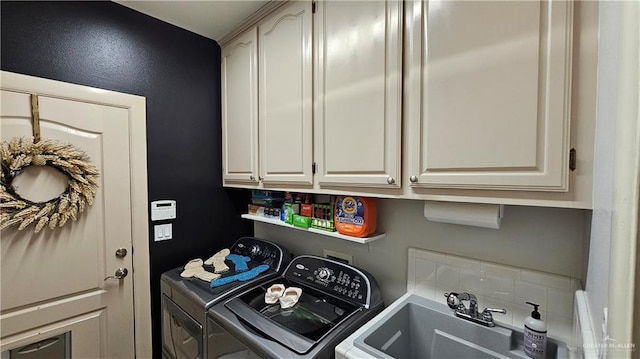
xmin=410 ymin=175 xmax=418 ymax=183
xmin=387 ymin=177 xmax=396 ymax=185
xmin=104 ymin=268 xmax=128 ymax=281
xmin=115 ymin=248 xmax=128 ymax=258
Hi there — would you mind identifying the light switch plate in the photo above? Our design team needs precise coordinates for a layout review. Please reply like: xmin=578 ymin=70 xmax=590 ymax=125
xmin=154 ymin=224 xmax=172 ymax=241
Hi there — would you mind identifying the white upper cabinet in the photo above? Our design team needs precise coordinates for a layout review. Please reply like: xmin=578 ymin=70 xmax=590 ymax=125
xmin=258 ymin=1 xmax=313 ymax=185
xmin=221 ymin=28 xmax=259 ymax=185
xmin=220 ymin=0 xmax=596 ymax=208
xmin=221 ymin=2 xmax=312 ymax=187
xmin=406 ymin=0 xmax=574 ymax=191
xmin=314 ymin=0 xmax=403 ymax=188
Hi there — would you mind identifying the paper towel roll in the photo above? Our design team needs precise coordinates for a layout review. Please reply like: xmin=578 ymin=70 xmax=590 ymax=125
xmin=423 ymin=201 xmax=504 ymax=229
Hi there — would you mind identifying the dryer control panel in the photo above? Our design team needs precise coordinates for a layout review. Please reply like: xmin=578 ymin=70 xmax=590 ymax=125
xmin=231 ymin=237 xmax=287 ymax=270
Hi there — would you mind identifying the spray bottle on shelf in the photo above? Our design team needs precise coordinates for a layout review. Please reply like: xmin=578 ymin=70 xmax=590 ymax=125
xmin=523 ymin=302 xmax=547 ymax=359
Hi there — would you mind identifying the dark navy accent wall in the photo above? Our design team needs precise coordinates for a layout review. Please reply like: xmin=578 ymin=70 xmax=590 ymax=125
xmin=1 ymin=2 xmax=251 ymax=357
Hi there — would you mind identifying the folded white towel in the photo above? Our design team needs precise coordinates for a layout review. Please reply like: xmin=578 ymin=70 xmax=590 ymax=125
xmin=204 ymin=248 xmax=231 ymax=273
xmin=180 ymin=258 xmax=221 ymax=282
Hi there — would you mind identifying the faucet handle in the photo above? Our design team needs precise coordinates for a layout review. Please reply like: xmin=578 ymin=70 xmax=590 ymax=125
xmin=481 ymin=307 xmax=507 ymax=322
xmin=444 ymin=292 xmax=460 ymax=309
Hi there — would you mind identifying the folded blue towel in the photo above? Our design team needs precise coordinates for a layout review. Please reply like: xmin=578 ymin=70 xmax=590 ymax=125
xmin=226 ymin=254 xmax=251 ymax=272
xmin=210 ymin=264 xmax=270 ymax=288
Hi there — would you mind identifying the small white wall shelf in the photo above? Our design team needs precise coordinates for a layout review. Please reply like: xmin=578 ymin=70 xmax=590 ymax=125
xmin=241 ymin=214 xmax=386 ymax=244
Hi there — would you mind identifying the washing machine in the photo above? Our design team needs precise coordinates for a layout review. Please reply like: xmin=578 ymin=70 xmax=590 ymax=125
xmin=160 ymin=237 xmax=291 ymax=359
xmin=207 ymin=255 xmax=385 ymax=359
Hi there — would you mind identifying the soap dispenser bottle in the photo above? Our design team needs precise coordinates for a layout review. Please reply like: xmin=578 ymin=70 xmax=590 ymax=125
xmin=523 ymin=302 xmax=547 ymax=358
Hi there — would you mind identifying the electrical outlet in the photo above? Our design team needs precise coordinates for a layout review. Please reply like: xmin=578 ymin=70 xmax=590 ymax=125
xmin=323 ymin=249 xmax=353 ymax=265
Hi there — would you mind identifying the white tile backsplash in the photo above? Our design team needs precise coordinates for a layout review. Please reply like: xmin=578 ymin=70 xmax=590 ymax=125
xmin=481 ymin=261 xmax=522 ymax=280
xmin=514 ymin=280 xmax=547 ymax=308
xmin=547 ymin=288 xmax=574 ymax=315
xmin=435 ymin=264 xmax=460 ymax=286
xmin=408 ymin=247 xmax=582 ymax=345
xmin=459 ymin=267 xmax=485 ymax=293
xmin=415 ymin=258 xmax=437 ymax=282
xmin=414 ymin=249 xmax=446 ymax=263
xmin=407 ymin=257 xmax=416 ymax=285
xmin=484 ymin=273 xmax=515 ymax=302
xmin=444 ymin=255 xmax=481 ymax=271
xmin=521 ymin=269 xmax=572 ymax=290
xmin=407 ymin=282 xmax=416 ymax=294
xmin=414 ymin=280 xmax=436 ymax=300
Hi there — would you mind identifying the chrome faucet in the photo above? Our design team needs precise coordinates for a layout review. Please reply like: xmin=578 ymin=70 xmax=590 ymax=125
xmin=444 ymin=292 xmax=506 ymax=327
xmin=457 ymin=292 xmax=479 ymax=317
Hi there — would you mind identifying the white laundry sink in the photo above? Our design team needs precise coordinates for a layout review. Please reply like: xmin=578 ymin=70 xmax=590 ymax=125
xmin=336 ymin=293 xmax=568 ymax=359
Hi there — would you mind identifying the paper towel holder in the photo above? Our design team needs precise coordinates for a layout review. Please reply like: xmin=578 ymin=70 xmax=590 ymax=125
xmin=423 ymin=201 xmax=504 ymax=229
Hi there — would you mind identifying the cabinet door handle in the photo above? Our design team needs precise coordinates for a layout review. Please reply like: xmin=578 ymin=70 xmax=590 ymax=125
xmin=387 ymin=177 xmax=396 ymax=185
xmin=249 ymin=175 xmax=255 ymax=181
xmin=410 ymin=175 xmax=418 ymax=183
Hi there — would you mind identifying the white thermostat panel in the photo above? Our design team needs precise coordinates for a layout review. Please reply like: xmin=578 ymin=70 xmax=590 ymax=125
xmin=151 ymin=200 xmax=177 ymax=221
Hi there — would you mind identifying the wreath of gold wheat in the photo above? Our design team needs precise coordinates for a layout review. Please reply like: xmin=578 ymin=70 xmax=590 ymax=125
xmin=0 ymin=137 xmax=100 ymax=232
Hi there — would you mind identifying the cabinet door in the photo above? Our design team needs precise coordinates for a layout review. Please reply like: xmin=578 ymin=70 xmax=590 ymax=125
xmin=408 ymin=0 xmax=573 ymax=191
xmin=259 ymin=1 xmax=313 ymax=185
xmin=221 ymin=28 xmax=259 ymax=185
xmin=314 ymin=0 xmax=402 ymax=188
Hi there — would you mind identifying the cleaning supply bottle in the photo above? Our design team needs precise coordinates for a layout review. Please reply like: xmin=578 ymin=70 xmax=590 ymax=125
xmin=281 ymin=192 xmax=293 ymax=223
xmin=523 ymin=302 xmax=547 ymax=359
xmin=334 ymin=196 xmax=377 ymax=237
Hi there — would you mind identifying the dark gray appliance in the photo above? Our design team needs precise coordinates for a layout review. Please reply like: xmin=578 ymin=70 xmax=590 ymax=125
xmin=207 ymin=255 xmax=385 ymax=359
xmin=161 ymin=237 xmax=291 ymax=359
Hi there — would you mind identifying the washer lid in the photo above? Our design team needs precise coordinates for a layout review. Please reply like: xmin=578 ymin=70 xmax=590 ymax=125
xmin=224 ymin=278 xmax=361 ymax=355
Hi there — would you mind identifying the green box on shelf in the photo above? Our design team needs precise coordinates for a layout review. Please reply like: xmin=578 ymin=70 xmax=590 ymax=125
xmin=311 ymin=203 xmax=335 ymax=232
xmin=292 ymin=214 xmax=311 ymax=228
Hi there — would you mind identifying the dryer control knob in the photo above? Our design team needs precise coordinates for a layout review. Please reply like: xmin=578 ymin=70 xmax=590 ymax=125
xmin=318 ymin=268 xmax=331 ymax=281
xmin=250 ymin=245 xmax=260 ymax=255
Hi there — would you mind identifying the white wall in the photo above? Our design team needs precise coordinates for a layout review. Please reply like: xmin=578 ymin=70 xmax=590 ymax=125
xmin=255 ymin=199 xmax=590 ymax=304
xmin=584 ymin=0 xmax=620 ymax=343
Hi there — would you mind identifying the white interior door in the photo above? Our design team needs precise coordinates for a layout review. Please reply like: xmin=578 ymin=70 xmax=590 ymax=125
xmin=1 ymin=90 xmax=135 ymax=358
